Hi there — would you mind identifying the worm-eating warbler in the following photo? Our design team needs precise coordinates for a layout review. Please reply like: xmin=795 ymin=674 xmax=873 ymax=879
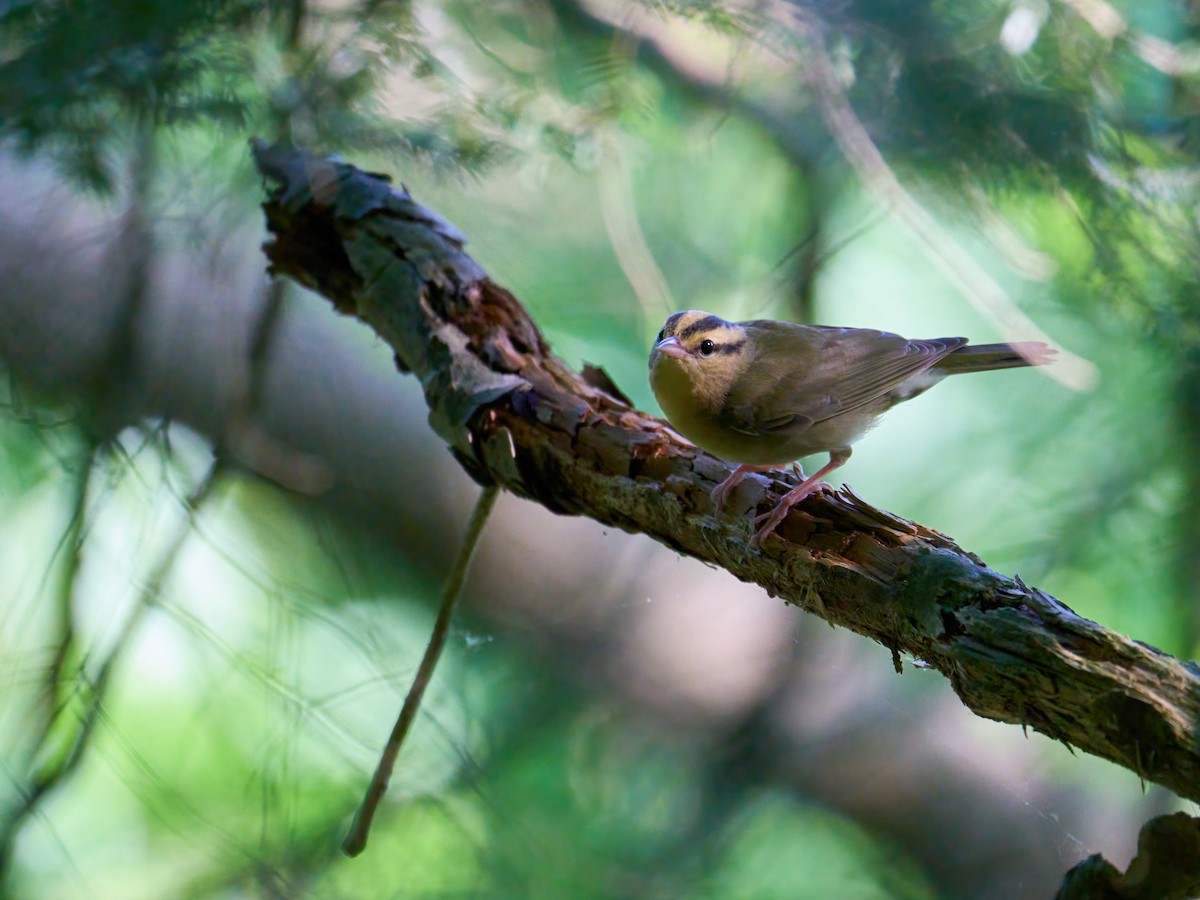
xmin=648 ymin=310 xmax=1053 ymax=543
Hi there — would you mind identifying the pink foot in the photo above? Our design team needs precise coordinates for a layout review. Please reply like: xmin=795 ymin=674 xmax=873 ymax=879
xmin=750 ymin=450 xmax=850 ymax=545
xmin=751 ymin=482 xmax=827 ymax=544
xmin=712 ymin=464 xmax=772 ymax=515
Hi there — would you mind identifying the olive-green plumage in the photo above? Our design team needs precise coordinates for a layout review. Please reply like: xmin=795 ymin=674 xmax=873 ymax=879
xmin=648 ymin=310 xmax=1053 ymax=542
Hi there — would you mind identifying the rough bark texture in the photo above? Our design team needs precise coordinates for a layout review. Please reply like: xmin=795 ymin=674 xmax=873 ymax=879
xmin=252 ymin=141 xmax=1200 ymax=806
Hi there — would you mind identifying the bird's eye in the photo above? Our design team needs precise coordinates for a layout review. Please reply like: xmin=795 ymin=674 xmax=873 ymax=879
xmin=698 ymin=339 xmax=716 ymax=356
xmin=656 ymin=329 xmax=665 ymax=343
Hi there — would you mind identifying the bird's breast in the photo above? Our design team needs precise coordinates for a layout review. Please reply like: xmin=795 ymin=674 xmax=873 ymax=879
xmin=650 ymin=356 xmax=815 ymax=466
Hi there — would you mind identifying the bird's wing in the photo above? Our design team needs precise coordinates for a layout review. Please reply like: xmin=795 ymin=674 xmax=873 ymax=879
xmin=722 ymin=322 xmax=966 ymax=436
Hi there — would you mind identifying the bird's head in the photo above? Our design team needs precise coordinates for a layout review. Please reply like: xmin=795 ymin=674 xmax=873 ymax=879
xmin=649 ymin=310 xmax=750 ymax=411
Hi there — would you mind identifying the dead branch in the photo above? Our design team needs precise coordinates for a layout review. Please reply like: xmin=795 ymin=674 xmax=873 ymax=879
xmin=251 ymin=140 xmax=1200 ymax=807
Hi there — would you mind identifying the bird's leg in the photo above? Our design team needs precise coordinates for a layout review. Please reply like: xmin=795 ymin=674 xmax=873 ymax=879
xmin=752 ymin=449 xmax=851 ymax=545
xmin=712 ymin=464 xmax=772 ymax=514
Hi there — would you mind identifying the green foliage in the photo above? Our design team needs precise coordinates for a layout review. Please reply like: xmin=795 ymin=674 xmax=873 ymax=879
xmin=4 ymin=0 xmax=1200 ymax=896
xmin=699 ymin=793 xmax=935 ymax=900
xmin=0 ymin=0 xmax=264 ymax=187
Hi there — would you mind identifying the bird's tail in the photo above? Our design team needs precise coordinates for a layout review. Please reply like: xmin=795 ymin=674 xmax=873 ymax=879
xmin=935 ymin=341 xmax=1056 ymax=374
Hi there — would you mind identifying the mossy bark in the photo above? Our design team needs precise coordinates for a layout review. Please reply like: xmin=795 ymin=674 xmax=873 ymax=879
xmin=253 ymin=140 xmax=1200 ymax=808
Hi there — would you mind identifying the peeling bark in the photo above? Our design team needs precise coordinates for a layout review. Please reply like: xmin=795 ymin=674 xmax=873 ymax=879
xmin=251 ymin=141 xmax=1200 ymax=806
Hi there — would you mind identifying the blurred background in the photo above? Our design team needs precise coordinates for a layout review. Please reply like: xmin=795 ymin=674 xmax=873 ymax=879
xmin=1 ymin=0 xmax=1197 ymax=897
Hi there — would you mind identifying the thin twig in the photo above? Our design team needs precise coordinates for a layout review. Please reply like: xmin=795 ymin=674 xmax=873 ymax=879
xmin=599 ymin=127 xmax=676 ymax=328
xmin=38 ymin=446 xmax=96 ymax=737
xmin=342 ymin=484 xmax=501 ymax=857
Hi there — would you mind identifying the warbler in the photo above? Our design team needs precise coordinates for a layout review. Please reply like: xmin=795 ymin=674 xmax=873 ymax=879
xmin=648 ymin=310 xmax=1054 ymax=543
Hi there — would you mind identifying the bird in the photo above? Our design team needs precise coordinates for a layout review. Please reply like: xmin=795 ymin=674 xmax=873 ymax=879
xmin=648 ymin=310 xmax=1055 ymax=544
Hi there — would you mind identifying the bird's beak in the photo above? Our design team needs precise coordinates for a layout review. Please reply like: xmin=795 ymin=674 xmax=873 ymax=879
xmin=654 ymin=336 xmax=688 ymax=359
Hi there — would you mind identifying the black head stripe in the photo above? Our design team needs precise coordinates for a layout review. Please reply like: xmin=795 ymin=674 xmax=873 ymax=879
xmin=678 ymin=314 xmax=727 ymax=340
xmin=716 ymin=340 xmax=745 ymax=355
xmin=662 ymin=312 xmax=686 ymax=336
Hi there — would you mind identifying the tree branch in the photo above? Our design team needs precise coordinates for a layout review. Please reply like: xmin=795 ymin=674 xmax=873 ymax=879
xmin=251 ymin=141 xmax=1200 ymax=805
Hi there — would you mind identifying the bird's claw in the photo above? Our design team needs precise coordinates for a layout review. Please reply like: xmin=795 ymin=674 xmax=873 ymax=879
xmin=749 ymin=480 xmax=830 ymax=545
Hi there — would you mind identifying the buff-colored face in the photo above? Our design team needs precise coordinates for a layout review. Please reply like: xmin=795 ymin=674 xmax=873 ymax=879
xmin=649 ymin=310 xmax=753 ymax=419
xmin=651 ymin=310 xmax=751 ymax=394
